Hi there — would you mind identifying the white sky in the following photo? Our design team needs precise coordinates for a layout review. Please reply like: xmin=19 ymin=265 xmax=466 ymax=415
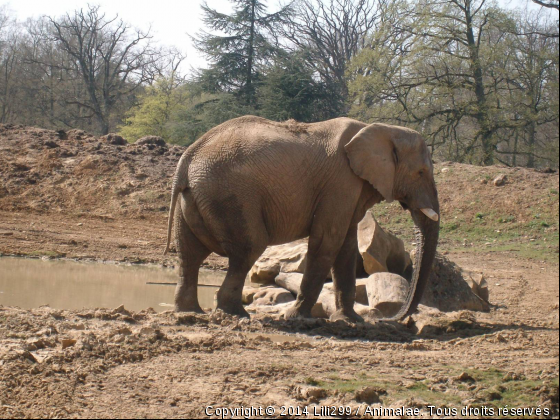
xmin=3 ymin=0 xmax=551 ymax=76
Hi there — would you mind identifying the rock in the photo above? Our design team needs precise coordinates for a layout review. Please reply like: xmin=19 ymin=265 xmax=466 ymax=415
xmin=112 ymin=304 xmax=132 ymax=316
xmin=324 ymin=279 xmax=369 ymax=305
xmin=417 ymin=253 xmax=490 ymax=312
xmin=315 ymin=290 xmax=337 ymax=318
xmin=251 ymin=287 xmax=295 ymax=306
xmin=355 ymin=387 xmax=382 ymax=404
xmin=56 ymin=129 xmax=68 ymax=140
xmin=456 ymin=372 xmax=475 ymax=382
xmin=135 ymin=135 xmax=166 ymax=147
xmin=410 ymin=310 xmax=477 ymax=336
xmin=464 ymin=271 xmax=489 ymax=302
xmin=67 ymin=129 xmax=88 ymax=140
xmin=61 ymin=339 xmax=77 ymax=349
xmin=250 ymin=242 xmax=308 ymax=284
xmin=503 ymin=372 xmax=524 ymax=382
xmin=274 ymin=274 xmax=374 ymax=318
xmin=274 ymin=272 xmax=304 ymax=294
xmin=365 ymin=273 xmax=410 ymax=317
xmin=242 ymin=287 xmax=260 ymax=304
xmin=296 ymin=386 xmax=327 ymax=402
xmin=44 ymin=140 xmax=59 ymax=148
xmin=357 ymin=213 xmax=412 ymax=279
xmin=246 ymin=301 xmax=293 ymax=316
xmin=100 ymin=133 xmax=127 ymax=145
xmin=493 ymin=174 xmax=507 ymax=186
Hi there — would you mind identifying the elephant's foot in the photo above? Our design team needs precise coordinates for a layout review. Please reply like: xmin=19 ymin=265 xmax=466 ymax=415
xmin=330 ymin=308 xmax=364 ymax=324
xmin=174 ymin=302 xmax=205 ymax=314
xmin=283 ymin=304 xmax=313 ymax=320
xmin=215 ymin=303 xmax=250 ymax=319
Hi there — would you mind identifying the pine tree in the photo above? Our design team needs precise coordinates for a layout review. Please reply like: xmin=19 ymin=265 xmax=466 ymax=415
xmin=193 ymin=0 xmax=292 ymax=106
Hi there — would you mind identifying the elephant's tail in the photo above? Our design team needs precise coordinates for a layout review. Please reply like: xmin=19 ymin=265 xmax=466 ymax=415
xmin=164 ymin=153 xmax=189 ymax=255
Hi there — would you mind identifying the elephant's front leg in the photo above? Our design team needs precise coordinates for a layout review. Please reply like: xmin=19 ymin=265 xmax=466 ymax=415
xmin=284 ymin=225 xmax=346 ymax=320
xmin=330 ymin=225 xmax=364 ymax=323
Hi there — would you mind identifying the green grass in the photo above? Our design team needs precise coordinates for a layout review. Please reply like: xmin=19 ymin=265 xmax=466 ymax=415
xmin=26 ymin=250 xmax=65 ymax=258
xmin=308 ymin=367 xmax=557 ymax=414
xmin=371 ymin=199 xmax=559 ymax=263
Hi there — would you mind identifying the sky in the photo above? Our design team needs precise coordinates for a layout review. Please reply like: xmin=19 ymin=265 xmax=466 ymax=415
xmin=3 ymin=0 xmax=551 ymax=75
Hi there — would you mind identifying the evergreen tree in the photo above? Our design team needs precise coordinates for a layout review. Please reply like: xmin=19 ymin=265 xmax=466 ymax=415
xmin=193 ymin=0 xmax=292 ymax=106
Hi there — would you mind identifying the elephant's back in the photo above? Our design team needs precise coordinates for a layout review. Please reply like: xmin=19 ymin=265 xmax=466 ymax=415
xmin=183 ymin=116 xmax=367 ymax=243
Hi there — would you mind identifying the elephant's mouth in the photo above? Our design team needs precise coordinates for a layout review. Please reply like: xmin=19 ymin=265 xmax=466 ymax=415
xmin=399 ymin=201 xmax=409 ymax=211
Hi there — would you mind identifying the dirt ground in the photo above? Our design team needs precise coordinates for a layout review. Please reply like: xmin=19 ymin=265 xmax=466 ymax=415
xmin=0 ymin=124 xmax=559 ymax=418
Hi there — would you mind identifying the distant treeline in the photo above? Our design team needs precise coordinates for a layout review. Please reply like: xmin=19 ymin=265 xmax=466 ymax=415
xmin=1 ymin=1 xmax=558 ymax=168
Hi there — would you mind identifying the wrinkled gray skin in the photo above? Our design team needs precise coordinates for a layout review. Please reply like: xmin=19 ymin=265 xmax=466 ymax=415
xmin=164 ymin=116 xmax=440 ymax=322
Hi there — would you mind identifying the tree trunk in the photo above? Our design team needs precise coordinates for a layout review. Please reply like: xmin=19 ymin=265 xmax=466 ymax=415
xmin=465 ymin=1 xmax=493 ymax=165
xmin=246 ymin=0 xmax=256 ymax=106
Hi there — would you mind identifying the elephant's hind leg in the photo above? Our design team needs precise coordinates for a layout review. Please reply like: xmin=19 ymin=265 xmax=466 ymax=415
xmin=174 ymin=210 xmax=211 ymax=313
xmin=216 ymin=245 xmax=266 ymax=318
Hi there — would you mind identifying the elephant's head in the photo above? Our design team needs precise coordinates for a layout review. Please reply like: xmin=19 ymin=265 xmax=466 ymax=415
xmin=344 ymin=123 xmax=440 ymax=320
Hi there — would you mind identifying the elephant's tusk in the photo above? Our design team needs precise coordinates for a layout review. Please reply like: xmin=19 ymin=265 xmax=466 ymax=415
xmin=421 ymin=208 xmax=439 ymax=222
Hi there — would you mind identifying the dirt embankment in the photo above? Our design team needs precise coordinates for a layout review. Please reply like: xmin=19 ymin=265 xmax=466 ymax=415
xmin=0 ymin=124 xmax=558 ymax=419
xmin=0 ymin=123 xmax=558 ymax=267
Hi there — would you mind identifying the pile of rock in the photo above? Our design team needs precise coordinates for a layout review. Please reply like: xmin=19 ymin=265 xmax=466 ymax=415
xmin=245 ymin=213 xmax=490 ymax=319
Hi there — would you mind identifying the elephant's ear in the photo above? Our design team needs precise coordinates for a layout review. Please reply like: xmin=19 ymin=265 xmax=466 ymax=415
xmin=344 ymin=124 xmax=396 ymax=203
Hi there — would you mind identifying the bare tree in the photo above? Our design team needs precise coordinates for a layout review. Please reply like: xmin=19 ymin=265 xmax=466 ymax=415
xmin=0 ymin=7 xmax=23 ymax=123
xmin=283 ymin=0 xmax=386 ymax=115
xmin=499 ymin=11 xmax=559 ymax=167
xmin=532 ymin=0 xmax=559 ymax=10
xmin=46 ymin=5 xmax=163 ymax=134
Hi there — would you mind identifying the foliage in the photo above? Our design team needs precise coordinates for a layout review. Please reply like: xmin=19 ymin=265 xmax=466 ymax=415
xmin=256 ymin=55 xmax=334 ymax=122
xmin=348 ymin=0 xmax=559 ymax=167
xmin=0 ymin=1 xmax=558 ymax=168
xmin=193 ymin=0 xmax=292 ymax=106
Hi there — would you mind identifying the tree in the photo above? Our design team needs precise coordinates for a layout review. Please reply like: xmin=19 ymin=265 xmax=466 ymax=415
xmin=282 ymin=0 xmax=386 ymax=116
xmin=257 ymin=54 xmax=333 ymax=122
xmin=349 ymin=0 xmax=516 ymax=165
xmin=119 ymin=56 xmax=186 ymax=142
xmin=498 ymin=10 xmax=559 ymax=168
xmin=46 ymin=5 xmax=164 ymax=134
xmin=0 ymin=6 xmax=24 ymax=123
xmin=193 ymin=0 xmax=292 ymax=106
xmin=532 ymin=0 xmax=559 ymax=10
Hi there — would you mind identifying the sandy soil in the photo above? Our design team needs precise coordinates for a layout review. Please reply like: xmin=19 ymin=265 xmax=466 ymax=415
xmin=0 ymin=252 xmax=558 ymax=419
xmin=0 ymin=124 xmax=558 ymax=418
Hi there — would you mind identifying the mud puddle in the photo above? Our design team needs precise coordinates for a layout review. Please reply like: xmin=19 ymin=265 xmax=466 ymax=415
xmin=0 ymin=257 xmax=224 ymax=311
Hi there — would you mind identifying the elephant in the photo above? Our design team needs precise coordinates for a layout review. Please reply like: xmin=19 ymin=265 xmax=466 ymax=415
xmin=164 ymin=116 xmax=440 ymax=322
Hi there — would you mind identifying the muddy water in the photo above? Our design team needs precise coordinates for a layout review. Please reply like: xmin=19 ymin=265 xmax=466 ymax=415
xmin=0 ymin=257 xmax=225 ymax=312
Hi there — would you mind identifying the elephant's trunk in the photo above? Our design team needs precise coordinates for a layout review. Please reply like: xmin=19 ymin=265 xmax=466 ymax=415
xmin=384 ymin=206 xmax=440 ymax=321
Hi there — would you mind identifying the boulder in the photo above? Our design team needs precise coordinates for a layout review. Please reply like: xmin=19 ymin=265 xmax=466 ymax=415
xmin=274 ymin=272 xmax=304 ymax=294
xmin=100 ymin=133 xmax=127 ymax=145
xmin=135 ymin=135 xmax=167 ymax=147
xmin=365 ymin=273 xmax=410 ymax=318
xmin=245 ymin=301 xmax=293 ymax=315
xmin=324 ymin=279 xmax=369 ymax=305
xmin=275 ymin=273 xmax=372 ymax=317
xmin=252 ymin=287 xmax=295 ymax=306
xmin=463 ymin=271 xmax=489 ymax=302
xmin=242 ymin=287 xmax=260 ymax=305
xmin=250 ymin=242 xmax=308 ymax=284
xmin=493 ymin=174 xmax=507 ymax=186
xmin=415 ymin=252 xmax=490 ymax=312
xmin=357 ymin=212 xmax=412 ymax=279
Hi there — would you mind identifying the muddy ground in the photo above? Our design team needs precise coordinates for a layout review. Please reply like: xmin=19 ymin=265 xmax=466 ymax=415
xmin=0 ymin=124 xmax=559 ymax=418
